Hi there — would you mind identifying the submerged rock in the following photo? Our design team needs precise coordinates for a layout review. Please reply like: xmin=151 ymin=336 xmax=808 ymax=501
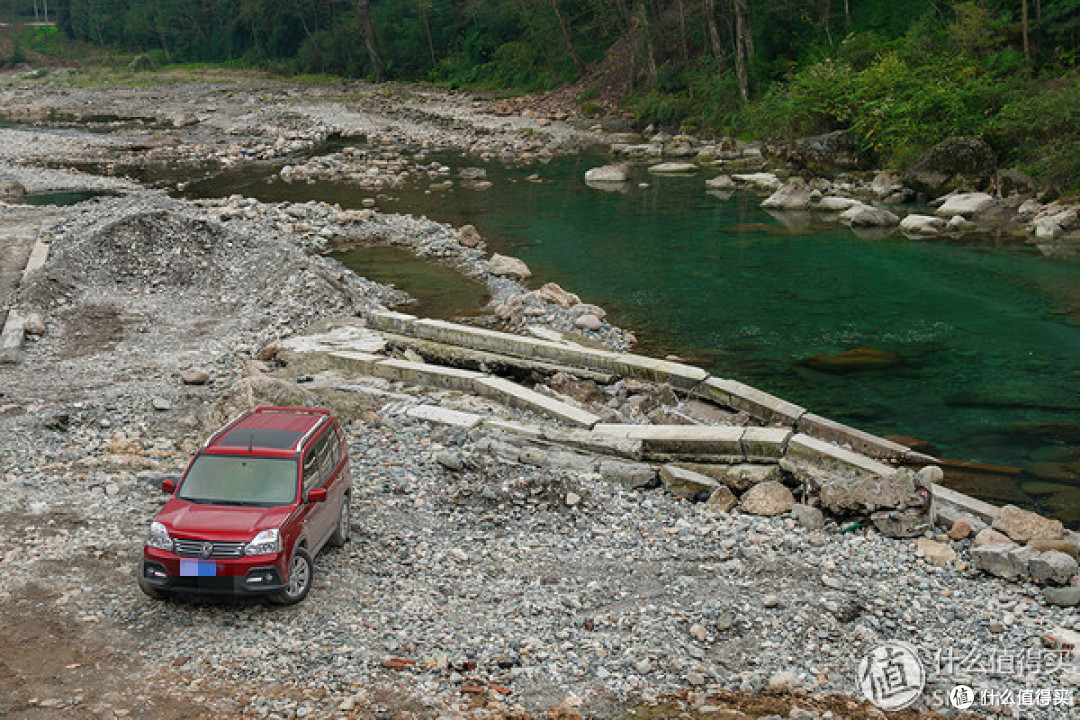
xmin=647 ymin=162 xmax=698 ymax=174
xmin=804 ymin=348 xmax=900 ymax=372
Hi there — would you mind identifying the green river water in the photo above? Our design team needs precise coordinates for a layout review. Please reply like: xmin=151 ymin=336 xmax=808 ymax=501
xmin=184 ymin=154 xmax=1080 ymax=523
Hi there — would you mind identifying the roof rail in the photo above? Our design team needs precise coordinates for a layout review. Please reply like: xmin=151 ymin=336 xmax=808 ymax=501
xmin=202 ymin=410 xmax=253 ymax=449
xmin=294 ymin=415 xmax=329 ymax=453
xmin=253 ymin=406 xmax=331 ymax=416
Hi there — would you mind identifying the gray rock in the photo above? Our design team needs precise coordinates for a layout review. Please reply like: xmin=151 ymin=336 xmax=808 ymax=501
xmin=971 ymin=543 xmax=1039 ymax=580
xmin=23 ymin=313 xmax=47 ymax=336
xmin=782 ymin=130 xmax=865 ymax=174
xmin=151 ymin=397 xmax=172 ymax=411
xmin=681 ymin=463 xmax=779 ymax=492
xmin=706 ymin=486 xmax=738 ymax=513
xmin=584 ymin=164 xmax=629 ymax=183
xmin=181 ymin=368 xmax=211 ymax=385
xmin=1029 ymin=551 xmax=1079 ymax=585
xmin=762 ymin=181 xmax=815 ymax=211
xmin=791 ymin=503 xmax=825 ymax=530
xmin=934 ymin=192 xmax=998 ymax=218
xmin=871 ymin=507 xmax=933 ymax=538
xmin=903 ymin=136 xmax=996 ymax=197
xmin=648 ymin=162 xmax=698 ymax=174
xmin=0 ymin=178 xmax=26 ymax=202
xmin=992 ymin=504 xmax=1065 ymax=543
xmin=839 ymin=204 xmax=900 ymax=227
xmin=486 ymin=253 xmax=531 ymax=280
xmin=458 ymin=224 xmax=484 ymax=247
xmin=818 ymin=469 xmax=916 ymax=515
xmin=899 ymin=214 xmax=945 ymax=236
xmin=436 ymin=451 xmax=463 ymax=471
xmin=599 ymin=459 xmax=659 ymax=489
xmin=1044 ymin=586 xmax=1080 ymax=607
xmin=740 ymin=481 xmax=795 ymax=516
xmin=573 ymin=313 xmax=603 ymax=331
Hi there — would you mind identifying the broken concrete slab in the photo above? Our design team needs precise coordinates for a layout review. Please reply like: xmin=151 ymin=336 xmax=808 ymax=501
xmin=660 ymin=465 xmax=721 ymax=500
xmin=599 ymin=459 xmax=659 ymax=489
xmin=971 ymin=543 xmax=1039 ymax=580
xmin=406 ymin=405 xmax=485 ymax=429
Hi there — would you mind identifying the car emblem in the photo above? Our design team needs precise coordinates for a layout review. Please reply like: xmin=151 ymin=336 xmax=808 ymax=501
xmin=201 ymin=542 xmax=213 ymax=558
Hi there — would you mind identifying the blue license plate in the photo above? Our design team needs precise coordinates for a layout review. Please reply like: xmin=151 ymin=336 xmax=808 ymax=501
xmin=180 ymin=559 xmax=217 ymax=577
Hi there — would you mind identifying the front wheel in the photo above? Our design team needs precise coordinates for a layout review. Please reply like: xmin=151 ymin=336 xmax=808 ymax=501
xmin=328 ymin=496 xmax=351 ymax=548
xmin=270 ymin=548 xmax=313 ymax=605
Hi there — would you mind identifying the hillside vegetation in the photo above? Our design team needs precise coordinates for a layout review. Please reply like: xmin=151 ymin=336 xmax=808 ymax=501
xmin=2 ymin=0 xmax=1079 ymax=188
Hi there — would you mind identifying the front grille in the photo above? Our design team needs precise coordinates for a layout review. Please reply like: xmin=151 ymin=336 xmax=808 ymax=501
xmin=173 ymin=538 xmax=246 ymax=559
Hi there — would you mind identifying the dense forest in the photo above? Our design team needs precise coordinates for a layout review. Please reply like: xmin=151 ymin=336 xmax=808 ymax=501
xmin=3 ymin=0 xmax=1080 ymax=188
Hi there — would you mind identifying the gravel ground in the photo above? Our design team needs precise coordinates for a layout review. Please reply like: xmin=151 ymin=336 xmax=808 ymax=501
xmin=1 ymin=70 xmax=1077 ymax=720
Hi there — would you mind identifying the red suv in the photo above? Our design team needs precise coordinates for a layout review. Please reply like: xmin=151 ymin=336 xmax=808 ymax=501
xmin=139 ymin=407 xmax=352 ymax=605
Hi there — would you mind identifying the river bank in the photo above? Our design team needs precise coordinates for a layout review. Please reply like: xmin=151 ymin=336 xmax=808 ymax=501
xmin=2 ymin=67 xmax=1079 ymax=719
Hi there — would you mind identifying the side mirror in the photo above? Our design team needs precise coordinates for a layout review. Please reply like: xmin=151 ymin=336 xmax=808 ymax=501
xmin=307 ymin=488 xmax=327 ymax=503
xmin=162 ymin=479 xmax=176 ymax=494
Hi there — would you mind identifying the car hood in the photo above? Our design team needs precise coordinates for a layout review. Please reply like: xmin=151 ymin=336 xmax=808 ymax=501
xmin=156 ymin=500 xmax=294 ymax=540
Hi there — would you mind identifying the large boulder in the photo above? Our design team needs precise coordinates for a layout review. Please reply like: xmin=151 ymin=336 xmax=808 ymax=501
xmin=779 ymin=130 xmax=866 ymax=175
xmin=903 ymin=137 xmax=997 ymax=198
xmin=818 ymin=469 xmax=917 ymax=515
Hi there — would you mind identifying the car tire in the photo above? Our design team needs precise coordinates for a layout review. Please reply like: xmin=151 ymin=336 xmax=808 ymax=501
xmin=138 ymin=577 xmax=169 ymax=600
xmin=271 ymin=548 xmax=313 ymax=605
xmin=328 ymin=495 xmax=351 ymax=548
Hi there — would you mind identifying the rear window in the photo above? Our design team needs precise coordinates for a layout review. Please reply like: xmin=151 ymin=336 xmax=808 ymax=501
xmin=217 ymin=428 xmax=302 ymax=450
xmin=178 ymin=455 xmax=298 ymax=506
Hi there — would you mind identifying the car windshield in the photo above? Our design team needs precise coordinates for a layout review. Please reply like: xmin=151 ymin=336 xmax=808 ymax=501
xmin=178 ymin=455 xmax=298 ymax=506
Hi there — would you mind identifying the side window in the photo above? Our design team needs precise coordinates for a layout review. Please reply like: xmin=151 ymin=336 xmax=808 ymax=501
xmin=317 ymin=430 xmax=339 ymax=481
xmin=302 ymin=443 xmax=322 ymax=493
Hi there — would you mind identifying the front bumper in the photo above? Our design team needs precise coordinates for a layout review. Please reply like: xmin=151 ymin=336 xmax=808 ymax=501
xmin=140 ymin=549 xmax=287 ymax=595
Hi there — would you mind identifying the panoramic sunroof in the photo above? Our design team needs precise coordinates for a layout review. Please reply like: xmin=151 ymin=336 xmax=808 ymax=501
xmin=217 ymin=428 xmax=302 ymax=450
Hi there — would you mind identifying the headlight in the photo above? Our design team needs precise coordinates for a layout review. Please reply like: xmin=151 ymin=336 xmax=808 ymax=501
xmin=245 ymin=529 xmax=281 ymax=556
xmin=147 ymin=521 xmax=173 ymax=551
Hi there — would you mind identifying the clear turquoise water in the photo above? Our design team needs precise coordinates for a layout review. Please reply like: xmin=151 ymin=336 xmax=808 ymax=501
xmin=182 ymin=154 xmax=1080 ymax=521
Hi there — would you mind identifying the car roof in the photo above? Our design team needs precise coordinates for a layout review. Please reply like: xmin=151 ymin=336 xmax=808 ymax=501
xmin=203 ymin=407 xmax=332 ymax=456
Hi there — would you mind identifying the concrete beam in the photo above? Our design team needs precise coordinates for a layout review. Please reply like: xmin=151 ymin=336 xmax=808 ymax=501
xmin=372 ymin=357 xmax=485 ymax=392
xmin=593 ymin=424 xmax=746 ymax=462
xmin=481 ymin=419 xmax=643 ymax=459
xmin=476 ymin=377 xmax=601 ymax=429
xmin=378 ymin=331 xmax=616 ymax=383
xmin=797 ymin=413 xmax=909 ymax=461
xmin=781 ymin=433 xmax=895 ymax=482
xmin=740 ymin=427 xmax=793 ymax=461
xmin=368 ymin=311 xmax=708 ymax=389
xmin=701 ymin=378 xmax=806 ymax=426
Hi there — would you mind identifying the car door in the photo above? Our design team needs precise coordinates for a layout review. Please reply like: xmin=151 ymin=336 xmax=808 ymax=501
xmin=300 ymin=438 xmax=331 ymax=549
